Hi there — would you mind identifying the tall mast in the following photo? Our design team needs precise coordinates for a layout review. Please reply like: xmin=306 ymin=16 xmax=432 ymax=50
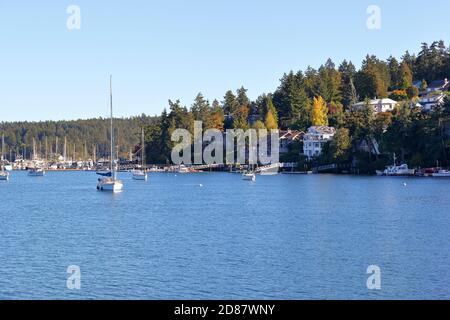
xmin=55 ymin=136 xmax=59 ymax=159
xmin=45 ymin=136 xmax=48 ymax=163
xmin=1 ymin=134 xmax=4 ymax=172
xmin=1 ymin=134 xmax=4 ymax=162
xmin=110 ymin=75 xmax=115 ymax=178
xmin=64 ymin=136 xmax=67 ymax=162
xmin=141 ymin=128 xmax=145 ymax=169
xmin=33 ymin=138 xmax=36 ymax=161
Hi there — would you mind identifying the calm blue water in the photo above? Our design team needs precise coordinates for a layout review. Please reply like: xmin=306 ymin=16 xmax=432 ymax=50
xmin=0 ymin=171 xmax=449 ymax=300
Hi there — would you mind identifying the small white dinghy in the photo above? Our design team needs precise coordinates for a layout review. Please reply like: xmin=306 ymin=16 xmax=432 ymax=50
xmin=28 ymin=168 xmax=45 ymax=177
xmin=242 ymin=172 xmax=256 ymax=182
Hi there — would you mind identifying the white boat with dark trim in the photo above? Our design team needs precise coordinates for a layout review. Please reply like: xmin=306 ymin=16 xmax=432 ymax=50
xmin=377 ymin=154 xmax=415 ymax=176
xmin=242 ymin=172 xmax=256 ymax=181
xmin=432 ymin=169 xmax=450 ymax=177
xmin=380 ymin=164 xmax=415 ymax=176
xmin=97 ymin=76 xmax=123 ymax=193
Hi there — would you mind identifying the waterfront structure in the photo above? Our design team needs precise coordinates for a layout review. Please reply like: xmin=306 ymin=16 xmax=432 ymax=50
xmin=303 ymin=126 xmax=336 ymax=160
xmin=352 ymin=98 xmax=399 ymax=113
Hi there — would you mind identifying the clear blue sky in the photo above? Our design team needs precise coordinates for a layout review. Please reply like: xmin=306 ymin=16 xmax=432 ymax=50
xmin=1 ymin=0 xmax=449 ymax=121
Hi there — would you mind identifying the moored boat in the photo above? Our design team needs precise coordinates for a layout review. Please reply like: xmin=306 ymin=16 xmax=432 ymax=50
xmin=380 ymin=164 xmax=415 ymax=176
xmin=28 ymin=168 xmax=45 ymax=176
xmin=97 ymin=76 xmax=123 ymax=193
xmin=377 ymin=153 xmax=415 ymax=176
xmin=132 ymin=128 xmax=148 ymax=181
xmin=242 ymin=172 xmax=256 ymax=181
xmin=432 ymin=169 xmax=450 ymax=177
xmin=0 ymin=134 xmax=9 ymax=181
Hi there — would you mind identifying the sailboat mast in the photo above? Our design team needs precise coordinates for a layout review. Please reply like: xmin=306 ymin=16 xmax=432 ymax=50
xmin=141 ymin=128 xmax=145 ymax=169
xmin=1 ymin=134 xmax=4 ymax=172
xmin=110 ymin=75 xmax=115 ymax=178
xmin=1 ymin=134 xmax=4 ymax=162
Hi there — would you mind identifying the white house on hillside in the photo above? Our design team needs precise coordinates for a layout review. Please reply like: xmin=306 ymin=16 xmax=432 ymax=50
xmin=303 ymin=126 xmax=336 ymax=160
xmin=352 ymin=98 xmax=399 ymax=113
xmin=419 ymin=92 xmax=446 ymax=111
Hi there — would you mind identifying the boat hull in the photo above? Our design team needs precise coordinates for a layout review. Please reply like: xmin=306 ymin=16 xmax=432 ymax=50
xmin=242 ymin=173 xmax=256 ymax=181
xmin=97 ymin=178 xmax=123 ymax=192
xmin=28 ymin=170 xmax=45 ymax=177
xmin=0 ymin=173 xmax=9 ymax=181
xmin=132 ymin=173 xmax=148 ymax=180
xmin=432 ymin=171 xmax=450 ymax=177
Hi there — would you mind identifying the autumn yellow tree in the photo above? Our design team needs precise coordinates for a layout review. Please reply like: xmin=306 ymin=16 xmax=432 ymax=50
xmin=312 ymin=96 xmax=328 ymax=126
xmin=264 ymin=97 xmax=278 ymax=130
xmin=252 ymin=120 xmax=266 ymax=130
xmin=265 ymin=109 xmax=278 ymax=130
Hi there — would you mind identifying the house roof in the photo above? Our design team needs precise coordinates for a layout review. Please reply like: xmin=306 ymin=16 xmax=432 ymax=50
xmin=353 ymin=98 xmax=398 ymax=107
xmin=307 ymin=126 xmax=336 ymax=135
xmin=428 ymin=79 xmax=448 ymax=89
xmin=279 ymin=130 xmax=304 ymax=140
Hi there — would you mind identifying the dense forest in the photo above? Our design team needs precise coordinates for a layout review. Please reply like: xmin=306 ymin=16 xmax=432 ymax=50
xmin=0 ymin=116 xmax=157 ymax=160
xmin=144 ymin=41 xmax=450 ymax=170
xmin=1 ymin=41 xmax=450 ymax=170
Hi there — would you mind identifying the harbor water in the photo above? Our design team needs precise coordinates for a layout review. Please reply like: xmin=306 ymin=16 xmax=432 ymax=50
xmin=1 ymin=171 xmax=449 ymax=299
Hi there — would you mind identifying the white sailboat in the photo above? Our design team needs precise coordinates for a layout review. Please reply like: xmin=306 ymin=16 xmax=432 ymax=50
xmin=97 ymin=76 xmax=124 ymax=192
xmin=132 ymin=128 xmax=148 ymax=181
xmin=28 ymin=138 xmax=46 ymax=176
xmin=0 ymin=134 xmax=9 ymax=181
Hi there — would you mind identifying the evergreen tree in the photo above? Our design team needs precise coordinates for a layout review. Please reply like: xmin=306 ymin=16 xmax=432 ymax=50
xmin=222 ymin=90 xmax=239 ymax=115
